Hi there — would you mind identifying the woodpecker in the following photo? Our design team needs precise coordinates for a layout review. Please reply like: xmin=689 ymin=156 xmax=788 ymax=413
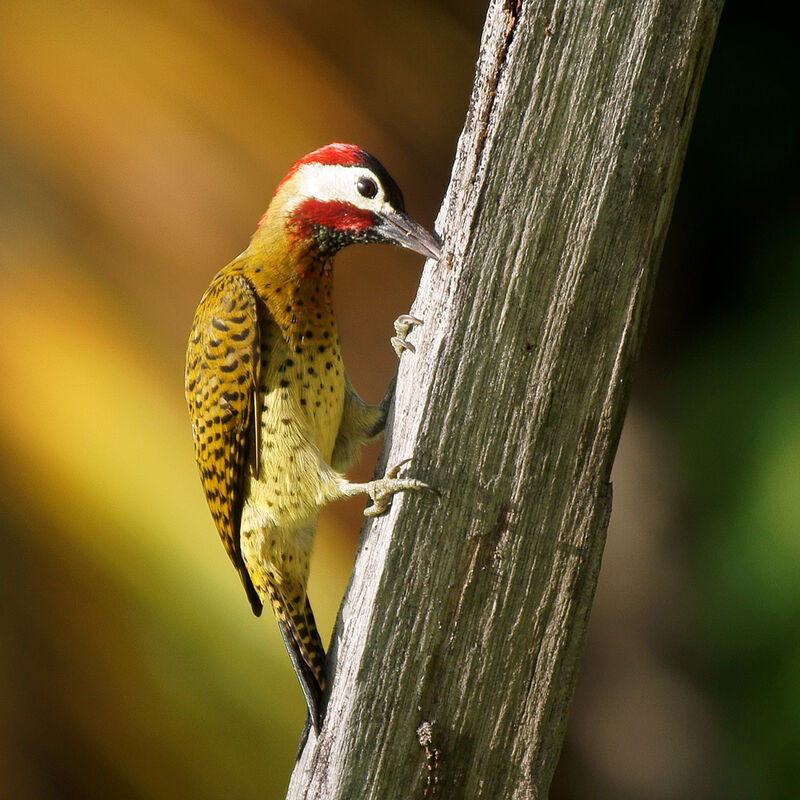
xmin=185 ymin=143 xmax=441 ymax=734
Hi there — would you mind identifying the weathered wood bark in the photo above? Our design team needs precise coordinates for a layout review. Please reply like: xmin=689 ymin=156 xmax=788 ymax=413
xmin=288 ymin=0 xmax=723 ymax=797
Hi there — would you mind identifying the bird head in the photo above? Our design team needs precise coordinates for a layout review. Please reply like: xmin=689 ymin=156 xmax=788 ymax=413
xmin=265 ymin=143 xmax=442 ymax=262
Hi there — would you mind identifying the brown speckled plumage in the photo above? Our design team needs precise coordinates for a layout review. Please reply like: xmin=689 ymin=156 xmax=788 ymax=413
xmin=186 ymin=272 xmax=263 ymax=614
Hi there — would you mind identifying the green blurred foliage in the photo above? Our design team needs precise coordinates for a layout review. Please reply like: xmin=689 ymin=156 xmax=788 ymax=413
xmin=675 ymin=224 xmax=800 ymax=795
xmin=660 ymin=10 xmax=800 ymax=799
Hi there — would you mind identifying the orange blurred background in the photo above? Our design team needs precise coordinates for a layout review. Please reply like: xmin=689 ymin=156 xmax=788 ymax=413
xmin=2 ymin=2 xmax=798 ymax=799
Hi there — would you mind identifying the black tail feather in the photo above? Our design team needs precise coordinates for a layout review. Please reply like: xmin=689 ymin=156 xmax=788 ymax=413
xmin=276 ymin=616 xmax=323 ymax=733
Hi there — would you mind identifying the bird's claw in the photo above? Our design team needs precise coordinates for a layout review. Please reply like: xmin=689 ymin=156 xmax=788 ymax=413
xmin=391 ymin=336 xmax=415 ymax=356
xmin=391 ymin=314 xmax=423 ymax=359
xmin=363 ymin=460 xmax=435 ymax=517
xmin=394 ymin=314 xmax=423 ymax=337
xmin=386 ymin=457 xmax=412 ymax=479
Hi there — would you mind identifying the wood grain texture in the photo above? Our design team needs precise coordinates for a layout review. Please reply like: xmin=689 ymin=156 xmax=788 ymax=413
xmin=287 ymin=0 xmax=723 ymax=797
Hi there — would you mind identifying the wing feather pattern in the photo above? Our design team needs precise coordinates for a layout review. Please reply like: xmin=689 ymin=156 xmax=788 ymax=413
xmin=185 ymin=273 xmax=263 ymax=615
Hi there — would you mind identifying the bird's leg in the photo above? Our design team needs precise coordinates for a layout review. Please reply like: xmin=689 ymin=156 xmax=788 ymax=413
xmin=390 ymin=314 xmax=423 ymax=358
xmin=339 ymin=459 xmax=436 ymax=517
xmin=343 ymin=316 xmax=433 ymax=515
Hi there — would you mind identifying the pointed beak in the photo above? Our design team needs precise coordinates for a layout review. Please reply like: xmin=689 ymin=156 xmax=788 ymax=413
xmin=376 ymin=211 xmax=442 ymax=261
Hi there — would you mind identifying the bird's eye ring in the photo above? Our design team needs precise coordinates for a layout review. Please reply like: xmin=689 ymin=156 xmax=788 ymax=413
xmin=357 ymin=176 xmax=378 ymax=199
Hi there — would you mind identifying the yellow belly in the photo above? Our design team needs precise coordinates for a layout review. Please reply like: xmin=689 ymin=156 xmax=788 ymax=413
xmin=243 ymin=321 xmax=345 ymax=533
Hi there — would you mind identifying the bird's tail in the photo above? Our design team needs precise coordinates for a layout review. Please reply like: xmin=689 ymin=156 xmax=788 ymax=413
xmin=265 ymin=579 xmax=326 ymax=731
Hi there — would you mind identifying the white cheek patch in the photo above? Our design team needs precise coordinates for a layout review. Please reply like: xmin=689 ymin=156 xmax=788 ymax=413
xmin=285 ymin=163 xmax=396 ymax=217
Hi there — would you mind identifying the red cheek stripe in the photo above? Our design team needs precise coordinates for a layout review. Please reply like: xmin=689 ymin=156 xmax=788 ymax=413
xmin=288 ymin=199 xmax=375 ymax=244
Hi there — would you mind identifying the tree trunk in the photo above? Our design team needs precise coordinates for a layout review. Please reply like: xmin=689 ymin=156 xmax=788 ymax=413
xmin=287 ymin=0 xmax=723 ymax=797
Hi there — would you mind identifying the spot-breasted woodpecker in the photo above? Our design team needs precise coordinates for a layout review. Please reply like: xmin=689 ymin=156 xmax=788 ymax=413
xmin=185 ymin=143 xmax=441 ymax=733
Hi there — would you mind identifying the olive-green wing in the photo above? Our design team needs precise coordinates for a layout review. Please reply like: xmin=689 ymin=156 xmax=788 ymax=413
xmin=185 ymin=272 xmax=263 ymax=615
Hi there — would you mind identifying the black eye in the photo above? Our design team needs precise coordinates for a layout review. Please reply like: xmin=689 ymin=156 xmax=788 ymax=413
xmin=357 ymin=176 xmax=378 ymax=199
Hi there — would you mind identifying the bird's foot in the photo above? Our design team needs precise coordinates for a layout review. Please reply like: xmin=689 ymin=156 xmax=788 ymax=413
xmin=362 ymin=459 xmax=436 ymax=517
xmin=391 ymin=314 xmax=423 ymax=358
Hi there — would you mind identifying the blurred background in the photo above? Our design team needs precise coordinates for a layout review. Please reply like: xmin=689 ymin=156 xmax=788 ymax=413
xmin=0 ymin=2 xmax=797 ymax=798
